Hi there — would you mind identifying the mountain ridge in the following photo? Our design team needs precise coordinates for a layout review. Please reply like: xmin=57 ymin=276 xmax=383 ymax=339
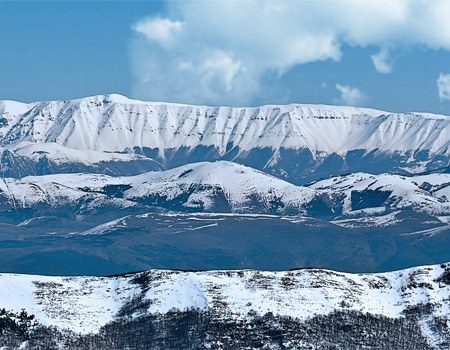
xmin=0 ymin=161 xmax=329 ymax=219
xmin=4 ymin=161 xmax=450 ymax=219
xmin=2 ymin=94 xmax=450 ymax=182
xmin=0 ymin=261 xmax=449 ymax=348
xmin=2 ymin=93 xmax=388 ymax=113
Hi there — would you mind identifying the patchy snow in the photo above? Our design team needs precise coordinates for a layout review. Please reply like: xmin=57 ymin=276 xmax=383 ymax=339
xmin=0 ymin=262 xmax=449 ymax=345
xmin=332 ymin=211 xmax=403 ymax=228
xmin=5 ymin=162 xmax=450 ymax=218
xmin=402 ymin=225 xmax=450 ymax=238
xmin=0 ymin=273 xmax=140 ymax=334
xmin=78 ymin=216 xmax=131 ymax=236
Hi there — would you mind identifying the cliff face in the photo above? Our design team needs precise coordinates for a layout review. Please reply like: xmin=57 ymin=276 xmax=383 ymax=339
xmin=2 ymin=94 xmax=450 ymax=182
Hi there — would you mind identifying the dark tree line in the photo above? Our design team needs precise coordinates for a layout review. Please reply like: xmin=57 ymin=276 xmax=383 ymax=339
xmin=1 ymin=305 xmax=449 ymax=349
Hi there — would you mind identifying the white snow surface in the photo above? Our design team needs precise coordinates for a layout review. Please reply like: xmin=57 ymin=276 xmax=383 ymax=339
xmin=0 ymin=161 xmax=317 ymax=212
xmin=2 ymin=94 xmax=450 ymax=163
xmin=310 ymin=172 xmax=450 ymax=216
xmin=126 ymin=161 xmax=317 ymax=211
xmin=11 ymin=141 xmax=149 ymax=165
xmin=0 ymin=262 xmax=449 ymax=342
xmin=5 ymin=161 xmax=450 ymax=216
xmin=0 ymin=172 xmax=135 ymax=210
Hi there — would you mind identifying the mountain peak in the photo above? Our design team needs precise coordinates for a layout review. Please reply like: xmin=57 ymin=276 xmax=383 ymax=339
xmin=72 ymin=93 xmax=139 ymax=105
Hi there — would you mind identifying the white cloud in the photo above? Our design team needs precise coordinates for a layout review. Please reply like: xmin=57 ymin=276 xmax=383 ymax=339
xmin=438 ymin=73 xmax=450 ymax=101
xmin=132 ymin=17 xmax=183 ymax=46
xmin=336 ymin=84 xmax=367 ymax=106
xmin=202 ymin=51 xmax=244 ymax=92
xmin=129 ymin=0 xmax=450 ymax=105
xmin=371 ymin=48 xmax=395 ymax=74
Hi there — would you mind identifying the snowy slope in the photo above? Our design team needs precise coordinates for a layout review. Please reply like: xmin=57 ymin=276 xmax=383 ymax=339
xmin=0 ymin=161 xmax=323 ymax=215
xmin=0 ymin=262 xmax=449 ymax=346
xmin=2 ymin=94 xmax=450 ymax=170
xmin=6 ymin=162 xmax=450 ymax=217
xmin=0 ymin=172 xmax=136 ymax=214
xmin=0 ymin=100 xmax=36 ymax=138
xmin=309 ymin=172 xmax=450 ymax=217
xmin=0 ymin=94 xmax=385 ymax=153
xmin=10 ymin=141 xmax=153 ymax=165
xmin=125 ymin=161 xmax=320 ymax=212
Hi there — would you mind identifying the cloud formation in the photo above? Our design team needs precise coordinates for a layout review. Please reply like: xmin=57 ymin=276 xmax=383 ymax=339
xmin=438 ymin=73 xmax=450 ymax=101
xmin=336 ymin=84 xmax=367 ymax=106
xmin=370 ymin=49 xmax=396 ymax=74
xmin=132 ymin=18 xmax=183 ymax=47
xmin=129 ymin=0 xmax=450 ymax=106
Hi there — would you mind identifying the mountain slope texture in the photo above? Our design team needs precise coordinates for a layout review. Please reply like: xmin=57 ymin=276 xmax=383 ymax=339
xmin=0 ymin=262 xmax=449 ymax=349
xmin=2 ymin=94 xmax=450 ymax=182
xmin=2 ymin=95 xmax=450 ymax=349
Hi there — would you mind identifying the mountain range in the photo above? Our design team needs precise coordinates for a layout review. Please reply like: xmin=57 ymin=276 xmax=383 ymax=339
xmin=2 ymin=94 xmax=450 ymax=182
xmin=2 ymin=95 xmax=450 ymax=348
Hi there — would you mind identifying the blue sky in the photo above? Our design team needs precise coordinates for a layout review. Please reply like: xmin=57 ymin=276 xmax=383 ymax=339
xmin=1 ymin=0 xmax=450 ymax=114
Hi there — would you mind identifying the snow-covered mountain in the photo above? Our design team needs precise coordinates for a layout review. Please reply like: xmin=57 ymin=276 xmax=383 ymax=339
xmin=4 ymin=95 xmax=450 ymax=348
xmin=6 ymin=160 xmax=450 ymax=220
xmin=7 ymin=159 xmax=450 ymax=219
xmin=2 ymin=94 xmax=450 ymax=182
xmin=0 ymin=94 xmax=382 ymax=152
xmin=310 ymin=172 xmax=450 ymax=217
xmin=0 ymin=262 xmax=449 ymax=348
xmin=0 ymin=161 xmax=329 ymax=219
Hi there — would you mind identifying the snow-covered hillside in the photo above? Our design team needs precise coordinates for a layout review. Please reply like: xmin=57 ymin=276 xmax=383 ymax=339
xmin=0 ymin=161 xmax=326 ymax=216
xmin=310 ymin=172 xmax=450 ymax=217
xmin=2 ymin=94 xmax=450 ymax=181
xmin=3 ymin=95 xmax=450 ymax=348
xmin=3 ymin=93 xmax=450 ymax=155
xmin=0 ymin=262 xmax=449 ymax=348
xmin=0 ymin=94 xmax=387 ymax=153
xmin=125 ymin=161 xmax=321 ymax=212
xmin=6 ymin=161 xmax=450 ymax=218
